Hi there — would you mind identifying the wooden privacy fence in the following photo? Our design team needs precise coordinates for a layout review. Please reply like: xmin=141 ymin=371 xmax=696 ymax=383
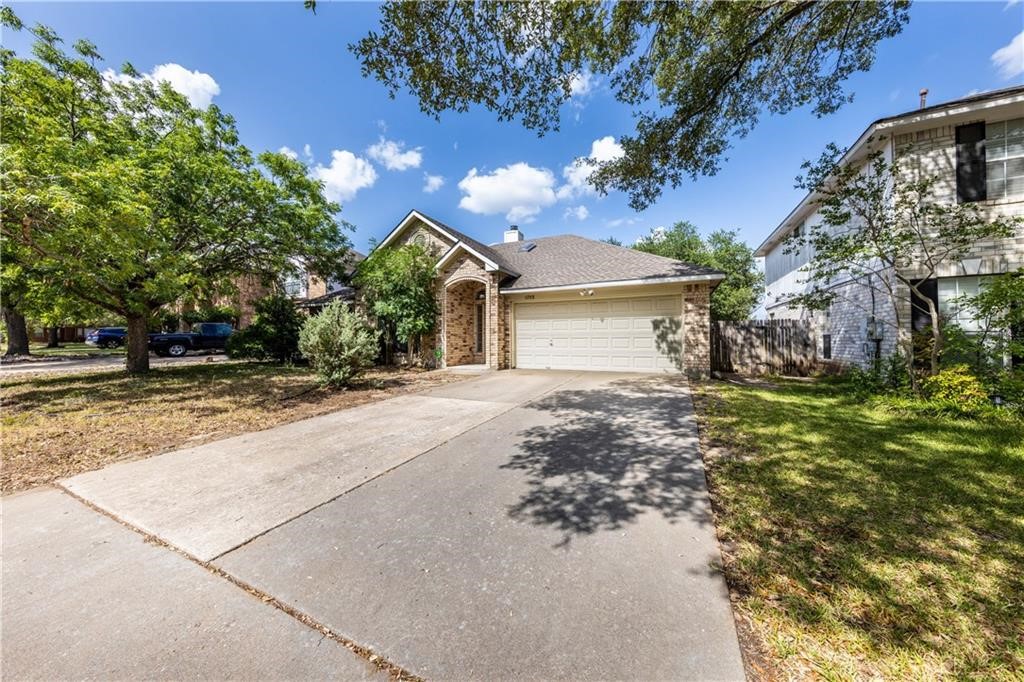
xmin=711 ymin=319 xmax=817 ymax=376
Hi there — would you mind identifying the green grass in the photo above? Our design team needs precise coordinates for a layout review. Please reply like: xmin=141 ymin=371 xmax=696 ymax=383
xmin=1 ymin=342 xmax=124 ymax=358
xmin=696 ymin=379 xmax=1024 ymax=680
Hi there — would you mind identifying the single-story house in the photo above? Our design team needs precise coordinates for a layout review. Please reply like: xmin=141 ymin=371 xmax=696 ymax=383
xmin=378 ymin=210 xmax=724 ymax=376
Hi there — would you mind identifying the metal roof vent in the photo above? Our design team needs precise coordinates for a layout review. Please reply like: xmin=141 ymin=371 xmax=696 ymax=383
xmin=518 ymin=242 xmax=536 ymax=252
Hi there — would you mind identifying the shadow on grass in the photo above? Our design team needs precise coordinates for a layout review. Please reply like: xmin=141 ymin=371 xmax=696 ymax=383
xmin=501 ymin=375 xmax=713 ymax=547
xmin=703 ymin=379 xmax=1024 ymax=675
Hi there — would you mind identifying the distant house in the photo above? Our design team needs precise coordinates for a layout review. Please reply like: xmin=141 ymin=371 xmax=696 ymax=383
xmin=755 ymin=86 xmax=1024 ymax=367
xmin=230 ymin=251 xmax=364 ymax=327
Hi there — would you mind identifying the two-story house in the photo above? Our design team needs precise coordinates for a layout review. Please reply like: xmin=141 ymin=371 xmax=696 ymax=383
xmin=756 ymin=86 xmax=1024 ymax=367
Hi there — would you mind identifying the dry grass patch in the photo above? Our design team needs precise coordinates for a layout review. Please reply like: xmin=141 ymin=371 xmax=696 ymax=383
xmin=1 ymin=363 xmax=466 ymax=494
xmin=694 ymin=379 xmax=1024 ymax=681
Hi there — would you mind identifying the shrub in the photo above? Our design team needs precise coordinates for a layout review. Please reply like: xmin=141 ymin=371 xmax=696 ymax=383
xmin=920 ymin=364 xmax=988 ymax=405
xmin=226 ymin=293 xmax=303 ymax=363
xmin=298 ymin=301 xmax=378 ymax=387
xmin=840 ymin=353 xmax=910 ymax=397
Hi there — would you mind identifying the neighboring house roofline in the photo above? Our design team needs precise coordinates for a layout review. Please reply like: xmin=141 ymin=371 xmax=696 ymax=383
xmin=499 ymin=272 xmax=725 ymax=295
xmin=754 ymin=85 xmax=1024 ymax=257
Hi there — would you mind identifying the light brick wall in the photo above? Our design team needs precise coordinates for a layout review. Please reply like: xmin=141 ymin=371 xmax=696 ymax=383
xmin=682 ymin=282 xmax=712 ymax=378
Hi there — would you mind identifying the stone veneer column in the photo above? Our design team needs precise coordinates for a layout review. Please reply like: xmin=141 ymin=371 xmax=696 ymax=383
xmin=682 ymin=283 xmax=711 ymax=378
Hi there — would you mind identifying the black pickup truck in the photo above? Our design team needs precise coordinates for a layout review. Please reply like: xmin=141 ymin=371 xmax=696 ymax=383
xmin=149 ymin=322 xmax=234 ymax=357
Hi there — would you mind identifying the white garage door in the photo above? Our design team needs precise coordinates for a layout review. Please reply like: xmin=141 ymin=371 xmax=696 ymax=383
xmin=515 ymin=295 xmax=682 ymax=372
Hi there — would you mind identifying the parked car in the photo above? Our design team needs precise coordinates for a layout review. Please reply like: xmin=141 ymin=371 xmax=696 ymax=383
xmin=85 ymin=327 xmax=127 ymax=348
xmin=148 ymin=322 xmax=234 ymax=357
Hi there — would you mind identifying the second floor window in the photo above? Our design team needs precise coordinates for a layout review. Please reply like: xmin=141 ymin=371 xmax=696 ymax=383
xmin=956 ymin=117 xmax=1024 ymax=203
xmin=986 ymin=117 xmax=1024 ymax=201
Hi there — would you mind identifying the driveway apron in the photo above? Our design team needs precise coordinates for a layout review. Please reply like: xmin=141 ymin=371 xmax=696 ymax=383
xmin=214 ymin=373 xmax=746 ymax=680
xmin=59 ymin=372 xmax=573 ymax=561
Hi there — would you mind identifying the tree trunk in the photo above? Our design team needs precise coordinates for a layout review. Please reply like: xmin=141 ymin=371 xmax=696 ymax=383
xmin=46 ymin=326 xmax=61 ymax=348
xmin=125 ymin=313 xmax=151 ymax=374
xmin=927 ymin=299 xmax=942 ymax=376
xmin=3 ymin=306 xmax=30 ymax=356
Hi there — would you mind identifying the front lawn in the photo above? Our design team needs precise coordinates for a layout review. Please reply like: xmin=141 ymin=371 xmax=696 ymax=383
xmin=694 ymin=379 xmax=1024 ymax=680
xmin=1 ymin=363 xmax=465 ymax=494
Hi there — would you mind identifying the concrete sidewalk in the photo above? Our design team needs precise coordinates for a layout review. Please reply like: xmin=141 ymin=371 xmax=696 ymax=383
xmin=1 ymin=488 xmax=384 ymax=680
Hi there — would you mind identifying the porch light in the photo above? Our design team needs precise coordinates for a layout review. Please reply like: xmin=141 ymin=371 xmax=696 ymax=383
xmin=475 ymin=290 xmax=485 ymax=300
xmin=579 ymin=289 xmax=594 ymax=297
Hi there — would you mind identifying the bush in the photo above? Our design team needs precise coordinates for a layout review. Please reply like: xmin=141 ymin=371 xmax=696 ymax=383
xmin=840 ymin=353 xmax=910 ymax=398
xmin=298 ymin=301 xmax=378 ymax=387
xmin=226 ymin=293 xmax=303 ymax=363
xmin=920 ymin=365 xmax=988 ymax=405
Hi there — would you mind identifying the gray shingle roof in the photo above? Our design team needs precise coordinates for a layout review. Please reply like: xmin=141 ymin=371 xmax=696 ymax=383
xmin=489 ymin=235 xmax=724 ymax=290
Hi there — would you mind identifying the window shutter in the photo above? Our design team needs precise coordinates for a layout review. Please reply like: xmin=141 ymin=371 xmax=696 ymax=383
xmin=956 ymin=122 xmax=987 ymax=203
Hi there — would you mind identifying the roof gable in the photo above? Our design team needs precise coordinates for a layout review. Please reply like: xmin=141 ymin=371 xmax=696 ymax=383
xmin=376 ymin=209 xmax=518 ymax=276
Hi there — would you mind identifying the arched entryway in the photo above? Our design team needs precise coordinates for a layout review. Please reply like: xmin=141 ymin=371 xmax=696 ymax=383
xmin=444 ymin=279 xmax=487 ymax=366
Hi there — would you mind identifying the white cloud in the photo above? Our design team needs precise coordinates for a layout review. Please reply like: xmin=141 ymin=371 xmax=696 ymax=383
xmin=303 ymin=144 xmax=314 ymax=161
xmin=557 ymin=136 xmax=625 ymax=200
xmin=367 ymin=137 xmax=423 ymax=171
xmin=569 ymin=71 xmax=596 ymax=97
xmin=312 ymin=150 xmax=377 ymax=203
xmin=605 ymin=216 xmax=640 ymax=228
xmin=103 ymin=63 xmax=220 ymax=109
xmin=423 ymin=173 xmax=445 ymax=193
xmin=1006 ymin=0 xmax=1021 ymax=9
xmin=992 ymin=30 xmax=1024 ymax=79
xmin=149 ymin=63 xmax=220 ymax=109
xmin=563 ymin=205 xmax=589 ymax=221
xmin=458 ymin=163 xmax=557 ymax=223
xmin=278 ymin=146 xmax=299 ymax=160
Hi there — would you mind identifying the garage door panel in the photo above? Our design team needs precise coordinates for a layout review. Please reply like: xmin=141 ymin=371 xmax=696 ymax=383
xmin=516 ymin=295 xmax=682 ymax=373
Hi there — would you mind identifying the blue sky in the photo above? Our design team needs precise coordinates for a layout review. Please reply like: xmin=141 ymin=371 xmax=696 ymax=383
xmin=6 ymin=2 xmax=1024 ymax=254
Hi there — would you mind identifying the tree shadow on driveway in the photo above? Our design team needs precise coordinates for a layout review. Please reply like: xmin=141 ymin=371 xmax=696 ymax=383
xmin=501 ymin=375 xmax=712 ymax=547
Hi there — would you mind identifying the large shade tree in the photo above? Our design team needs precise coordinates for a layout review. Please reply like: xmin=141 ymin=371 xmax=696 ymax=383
xmin=634 ymin=222 xmax=763 ymax=321
xmin=350 ymin=1 xmax=909 ymax=210
xmin=0 ymin=11 xmax=351 ymax=372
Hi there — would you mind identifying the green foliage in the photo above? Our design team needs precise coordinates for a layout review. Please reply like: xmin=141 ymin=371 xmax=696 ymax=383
xmin=634 ymin=221 xmax=762 ymax=320
xmin=355 ymin=244 xmax=437 ymax=344
xmin=226 ymin=294 xmax=303 ymax=363
xmin=353 ymin=2 xmax=908 ymax=210
xmin=298 ymin=301 xmax=378 ymax=387
xmin=600 ymin=236 xmax=623 ymax=246
xmin=183 ymin=305 xmax=238 ymax=326
xmin=838 ymin=353 xmax=910 ymax=398
xmin=0 ymin=13 xmax=351 ymax=372
xmin=920 ymin=365 xmax=988 ymax=405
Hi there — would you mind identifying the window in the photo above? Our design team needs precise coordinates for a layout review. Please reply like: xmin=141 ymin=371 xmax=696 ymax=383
xmin=474 ymin=303 xmax=485 ymax=353
xmin=986 ymin=118 xmax=1024 ymax=200
xmin=822 ymin=333 xmax=832 ymax=360
xmin=956 ymin=122 xmax=987 ymax=203
xmin=937 ymin=276 xmax=992 ymax=333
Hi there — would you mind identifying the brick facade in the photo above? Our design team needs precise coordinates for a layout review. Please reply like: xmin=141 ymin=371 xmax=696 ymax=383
xmin=436 ymin=254 xmax=507 ymax=369
xmin=682 ymin=282 xmax=712 ymax=378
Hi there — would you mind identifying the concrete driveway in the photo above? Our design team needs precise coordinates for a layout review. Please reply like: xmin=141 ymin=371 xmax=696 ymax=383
xmin=3 ymin=370 xmax=745 ymax=680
